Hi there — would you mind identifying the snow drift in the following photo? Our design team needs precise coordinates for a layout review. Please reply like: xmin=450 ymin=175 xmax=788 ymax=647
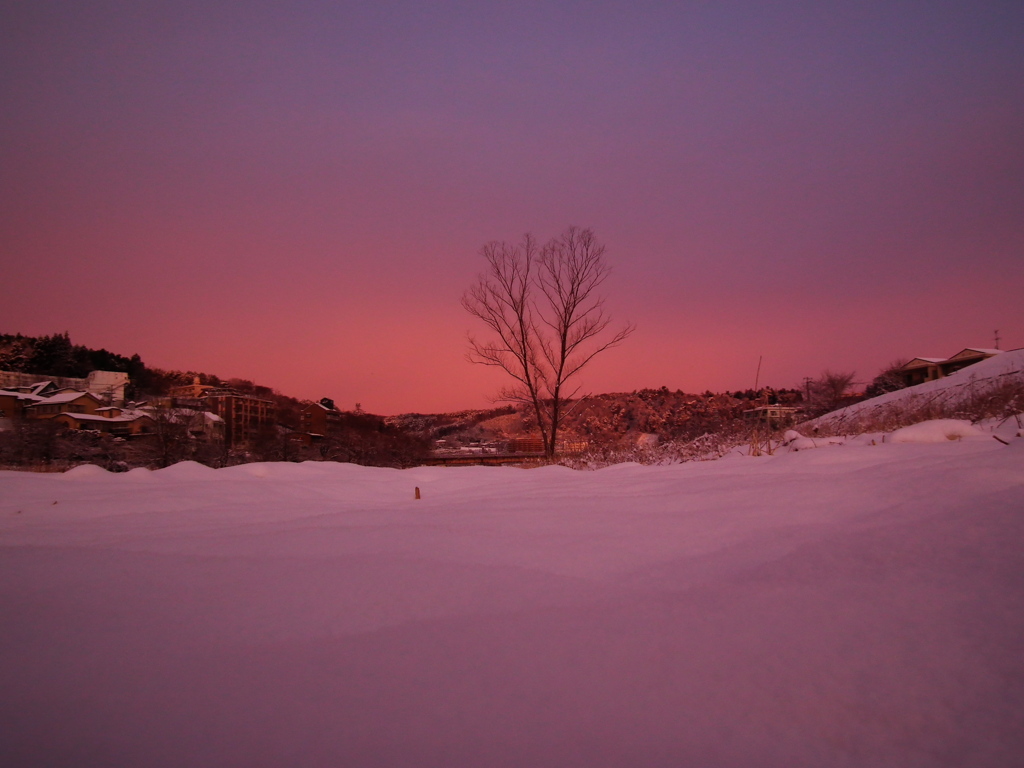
xmin=889 ymin=418 xmax=985 ymax=443
xmin=2 ymin=438 xmax=1023 ymax=767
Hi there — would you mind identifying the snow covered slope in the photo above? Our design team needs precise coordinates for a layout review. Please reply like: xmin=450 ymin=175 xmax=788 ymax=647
xmin=810 ymin=347 xmax=1024 ymax=431
xmin=2 ymin=441 xmax=1023 ymax=767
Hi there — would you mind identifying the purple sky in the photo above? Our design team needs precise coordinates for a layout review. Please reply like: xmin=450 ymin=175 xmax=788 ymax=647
xmin=2 ymin=1 xmax=1021 ymax=413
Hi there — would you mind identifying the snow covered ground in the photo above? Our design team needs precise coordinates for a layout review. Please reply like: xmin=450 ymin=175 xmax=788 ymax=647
xmin=2 ymin=436 xmax=1023 ymax=767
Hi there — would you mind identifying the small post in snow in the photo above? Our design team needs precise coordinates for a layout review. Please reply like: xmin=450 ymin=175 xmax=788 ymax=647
xmin=415 ymin=487 xmax=421 ymax=500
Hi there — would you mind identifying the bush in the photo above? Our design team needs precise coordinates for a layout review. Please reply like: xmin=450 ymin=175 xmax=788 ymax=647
xmin=558 ymin=424 xmax=751 ymax=469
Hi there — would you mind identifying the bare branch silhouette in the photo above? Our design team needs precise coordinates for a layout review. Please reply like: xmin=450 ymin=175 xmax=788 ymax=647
xmin=462 ymin=227 xmax=634 ymax=458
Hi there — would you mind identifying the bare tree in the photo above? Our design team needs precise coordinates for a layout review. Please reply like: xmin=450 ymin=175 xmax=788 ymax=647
xmin=865 ymin=358 xmax=910 ymax=397
xmin=141 ymin=406 xmax=203 ymax=468
xmin=808 ymin=370 xmax=857 ymax=414
xmin=462 ymin=227 xmax=634 ymax=459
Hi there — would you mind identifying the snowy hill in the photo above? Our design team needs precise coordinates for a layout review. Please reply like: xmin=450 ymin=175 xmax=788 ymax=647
xmin=2 ymin=437 xmax=1023 ymax=766
xmin=807 ymin=347 xmax=1024 ymax=433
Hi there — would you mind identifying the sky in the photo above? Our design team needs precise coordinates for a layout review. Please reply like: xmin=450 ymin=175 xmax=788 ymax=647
xmin=2 ymin=0 xmax=1021 ymax=414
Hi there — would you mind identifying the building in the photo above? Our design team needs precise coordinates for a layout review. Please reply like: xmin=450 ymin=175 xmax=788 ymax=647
xmin=148 ymin=388 xmax=275 ymax=449
xmin=743 ymin=404 xmax=801 ymax=426
xmin=0 ymin=390 xmax=27 ymax=420
xmin=0 ymin=380 xmax=64 ymax=416
xmin=899 ymin=358 xmax=947 ymax=387
xmin=202 ymin=393 xmax=276 ymax=449
xmin=25 ymin=390 xmax=105 ymax=419
xmin=299 ymin=399 xmax=344 ymax=438
xmin=167 ymin=376 xmax=219 ymax=398
xmin=0 ymin=370 xmax=128 ymax=405
xmin=1 ymin=385 xmax=107 ymax=429
xmin=899 ymin=348 xmax=1002 ymax=387
xmin=51 ymin=410 xmax=156 ymax=436
xmin=0 ymin=386 xmax=157 ymax=437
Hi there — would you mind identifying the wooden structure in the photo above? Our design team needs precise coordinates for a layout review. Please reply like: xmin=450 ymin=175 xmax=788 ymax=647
xmin=743 ymin=404 xmax=801 ymax=457
xmin=742 ymin=405 xmax=800 ymax=425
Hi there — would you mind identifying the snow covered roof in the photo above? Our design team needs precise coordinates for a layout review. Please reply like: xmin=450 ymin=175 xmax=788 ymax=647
xmin=903 ymin=349 xmax=1004 ymax=368
xmin=0 ymin=388 xmax=35 ymax=399
xmin=56 ymin=412 xmax=151 ymax=424
xmin=946 ymin=347 xmax=1003 ymax=359
xmin=302 ymin=401 xmax=336 ymax=412
xmin=131 ymin=406 xmax=223 ymax=424
xmin=118 ymin=408 xmax=151 ymax=419
xmin=32 ymin=390 xmax=101 ymax=405
xmin=27 ymin=381 xmax=54 ymax=396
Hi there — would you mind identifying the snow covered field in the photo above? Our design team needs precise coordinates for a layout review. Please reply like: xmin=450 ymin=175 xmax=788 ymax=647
xmin=2 ymin=437 xmax=1023 ymax=767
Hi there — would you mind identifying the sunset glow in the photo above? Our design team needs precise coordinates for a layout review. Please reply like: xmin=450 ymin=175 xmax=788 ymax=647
xmin=2 ymin=2 xmax=1021 ymax=413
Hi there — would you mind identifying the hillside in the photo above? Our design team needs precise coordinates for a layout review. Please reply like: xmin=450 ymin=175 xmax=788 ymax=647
xmin=390 ymin=388 xmax=804 ymax=452
xmin=806 ymin=348 xmax=1024 ymax=434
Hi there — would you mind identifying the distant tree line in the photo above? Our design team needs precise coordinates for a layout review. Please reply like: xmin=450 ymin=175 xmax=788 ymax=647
xmin=0 ymin=332 xmax=144 ymax=380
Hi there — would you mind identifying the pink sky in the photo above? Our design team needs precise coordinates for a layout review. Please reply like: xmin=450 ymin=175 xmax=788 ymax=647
xmin=2 ymin=1 xmax=1021 ymax=414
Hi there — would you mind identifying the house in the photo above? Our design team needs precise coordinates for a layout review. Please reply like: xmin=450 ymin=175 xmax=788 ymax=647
xmin=25 ymin=390 xmax=105 ymax=419
xmin=150 ymin=406 xmax=225 ymax=443
xmin=119 ymin=401 xmax=227 ymax=443
xmin=299 ymin=399 xmax=343 ymax=438
xmin=1 ymin=386 xmax=89 ymax=427
xmin=0 ymin=389 xmax=29 ymax=420
xmin=1 ymin=385 xmax=157 ymax=437
xmin=939 ymin=348 xmax=1002 ymax=376
xmin=51 ymin=411 xmax=156 ymax=436
xmin=898 ymin=348 xmax=1002 ymax=387
xmin=0 ymin=380 xmax=59 ymax=411
xmin=899 ymin=358 xmax=947 ymax=387
xmin=183 ymin=409 xmax=225 ymax=442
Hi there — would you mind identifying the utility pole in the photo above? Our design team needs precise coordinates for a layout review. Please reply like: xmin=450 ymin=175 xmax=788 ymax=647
xmin=994 ymin=330 xmax=1001 ymax=350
